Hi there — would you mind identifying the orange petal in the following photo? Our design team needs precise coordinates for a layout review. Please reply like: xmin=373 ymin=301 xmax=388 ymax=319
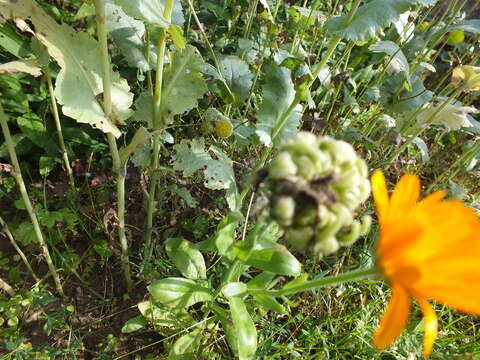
xmin=389 ymin=173 xmax=420 ymax=218
xmin=415 ymin=297 xmax=438 ymax=357
xmin=371 ymin=170 xmax=389 ymax=224
xmin=373 ymin=285 xmax=410 ymax=349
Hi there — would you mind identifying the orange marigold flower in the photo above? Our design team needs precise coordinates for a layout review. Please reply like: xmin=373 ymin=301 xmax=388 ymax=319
xmin=371 ymin=170 xmax=480 ymax=356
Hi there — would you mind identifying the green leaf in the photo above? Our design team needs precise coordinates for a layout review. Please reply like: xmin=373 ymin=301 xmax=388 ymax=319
xmin=165 ymin=238 xmax=207 ymax=280
xmin=172 ymin=138 xmax=236 ymax=191
xmin=168 ymin=328 xmax=202 ymax=360
xmin=39 ymin=156 xmax=58 ymax=177
xmin=449 ymin=19 xmax=480 ymax=34
xmin=159 ymin=45 xmax=207 ymax=125
xmin=168 ymin=185 xmax=199 ymax=208
xmin=369 ymin=41 xmax=410 ymax=83
xmin=0 ymin=59 xmax=42 ymax=77
xmin=255 ymin=64 xmax=302 ymax=146
xmin=0 ymin=23 xmax=33 ymax=58
xmin=133 ymin=91 xmax=154 ymax=127
xmin=236 ymin=246 xmax=302 ymax=276
xmin=121 ymin=316 xmax=147 ymax=333
xmin=222 ymin=282 xmax=248 ymax=298
xmin=0 ymin=0 xmax=133 ymax=137
xmin=325 ymin=0 xmax=412 ymax=42
xmin=106 ymin=2 xmax=154 ymax=71
xmin=112 ymin=0 xmax=183 ymax=28
xmin=412 ymin=137 xmax=430 ymax=163
xmin=168 ymin=25 xmax=186 ymax=50
xmin=217 ymin=55 xmax=253 ymax=104
xmin=229 ymin=298 xmax=257 ymax=360
xmin=253 ymin=295 xmax=285 ymax=313
xmin=17 ymin=113 xmax=58 ymax=156
xmin=119 ymin=127 xmax=151 ymax=166
xmin=212 ymin=212 xmax=242 ymax=257
xmin=148 ymin=278 xmax=212 ymax=308
xmin=138 ymin=300 xmax=195 ymax=329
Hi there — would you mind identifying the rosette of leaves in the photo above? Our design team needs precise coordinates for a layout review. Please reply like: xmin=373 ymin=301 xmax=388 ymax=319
xmin=265 ymin=132 xmax=371 ymax=258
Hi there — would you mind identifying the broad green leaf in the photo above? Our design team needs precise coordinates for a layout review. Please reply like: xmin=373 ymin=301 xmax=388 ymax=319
xmin=165 ymin=238 xmax=206 ymax=280
xmin=133 ymin=91 xmax=154 ymax=127
xmin=416 ymin=103 xmax=478 ymax=131
xmin=0 ymin=23 xmax=33 ymax=58
xmin=106 ymin=2 xmax=154 ymax=71
xmin=138 ymin=300 xmax=195 ymax=329
xmin=168 ymin=25 xmax=186 ymax=50
xmin=449 ymin=19 xmax=480 ymax=34
xmin=17 ymin=113 xmax=58 ymax=156
xmin=0 ymin=0 xmax=133 ymax=138
xmin=121 ymin=316 xmax=147 ymax=333
xmin=255 ymin=64 xmax=302 ymax=146
xmin=119 ymin=127 xmax=151 ymax=166
xmin=217 ymin=55 xmax=253 ymax=104
xmin=0 ymin=60 xmax=41 ymax=77
xmin=172 ymin=138 xmax=236 ymax=191
xmin=229 ymin=298 xmax=257 ymax=360
xmin=211 ymin=212 xmax=242 ymax=256
xmin=159 ymin=45 xmax=207 ymax=125
xmin=452 ymin=65 xmax=480 ymax=92
xmin=325 ymin=0 xmax=412 ymax=42
xmin=369 ymin=41 xmax=410 ymax=83
xmin=112 ymin=0 xmax=170 ymax=28
xmin=236 ymin=246 xmax=302 ymax=276
xmin=39 ymin=156 xmax=58 ymax=177
xmin=168 ymin=328 xmax=202 ymax=360
xmin=253 ymin=295 xmax=285 ymax=313
xmin=148 ymin=277 xmax=212 ymax=308
xmin=0 ymin=74 xmax=29 ymax=114
xmin=222 ymin=282 xmax=248 ymax=298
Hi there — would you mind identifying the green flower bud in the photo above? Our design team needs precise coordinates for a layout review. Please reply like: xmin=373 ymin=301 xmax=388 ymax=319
xmin=269 ymin=152 xmax=297 ymax=179
xmin=292 ymin=155 xmax=316 ymax=181
xmin=312 ymin=236 xmax=339 ymax=257
xmin=271 ymin=196 xmax=296 ymax=227
xmin=293 ymin=203 xmax=317 ymax=226
xmin=285 ymin=227 xmax=314 ymax=251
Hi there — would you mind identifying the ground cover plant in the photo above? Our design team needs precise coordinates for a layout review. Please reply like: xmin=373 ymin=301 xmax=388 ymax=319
xmin=0 ymin=0 xmax=480 ymax=358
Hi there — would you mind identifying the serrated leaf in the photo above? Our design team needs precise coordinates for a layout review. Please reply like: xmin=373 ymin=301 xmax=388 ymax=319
xmin=121 ymin=316 xmax=147 ymax=333
xmin=119 ymin=127 xmax=151 ymax=166
xmin=217 ymin=55 xmax=253 ymax=104
xmin=112 ymin=0 xmax=184 ymax=27
xmin=325 ymin=0 xmax=412 ymax=42
xmin=165 ymin=238 xmax=206 ymax=280
xmin=0 ymin=0 xmax=133 ymax=138
xmin=172 ymin=138 xmax=236 ymax=192
xmin=0 ymin=59 xmax=41 ymax=77
xmin=106 ymin=2 xmax=154 ymax=71
xmin=159 ymin=45 xmax=207 ymax=125
xmin=229 ymin=298 xmax=257 ymax=360
xmin=255 ymin=64 xmax=302 ymax=146
xmin=148 ymin=277 xmax=212 ymax=308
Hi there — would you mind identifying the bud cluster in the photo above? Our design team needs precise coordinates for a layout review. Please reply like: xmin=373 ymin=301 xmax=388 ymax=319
xmin=266 ymin=132 xmax=371 ymax=258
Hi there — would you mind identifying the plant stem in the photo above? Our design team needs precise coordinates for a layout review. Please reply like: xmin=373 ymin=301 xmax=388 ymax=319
xmin=0 ymin=215 xmax=40 ymax=282
xmin=45 ymin=69 xmax=75 ymax=191
xmin=0 ymin=276 xmax=15 ymax=297
xmin=0 ymin=103 xmax=64 ymax=296
xmin=94 ymin=0 xmax=132 ymax=291
xmin=144 ymin=0 xmax=175 ymax=260
xmin=249 ymin=267 xmax=378 ymax=297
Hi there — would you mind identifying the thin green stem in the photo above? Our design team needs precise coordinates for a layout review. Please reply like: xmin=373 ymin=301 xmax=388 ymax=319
xmin=144 ymin=0 xmax=175 ymax=260
xmin=0 ymin=103 xmax=64 ymax=296
xmin=45 ymin=69 xmax=75 ymax=191
xmin=0 ymin=215 xmax=40 ymax=282
xmin=249 ymin=267 xmax=378 ymax=297
xmin=94 ymin=0 xmax=132 ymax=291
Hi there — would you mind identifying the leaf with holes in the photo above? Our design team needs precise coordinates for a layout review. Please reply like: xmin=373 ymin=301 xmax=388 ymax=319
xmin=0 ymin=0 xmax=133 ymax=137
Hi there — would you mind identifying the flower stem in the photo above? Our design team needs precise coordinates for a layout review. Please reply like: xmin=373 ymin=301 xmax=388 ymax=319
xmin=94 ymin=0 xmax=132 ymax=291
xmin=45 ymin=68 xmax=75 ymax=191
xmin=249 ymin=267 xmax=378 ymax=297
xmin=0 ymin=103 xmax=64 ymax=296
xmin=144 ymin=0 xmax=175 ymax=260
